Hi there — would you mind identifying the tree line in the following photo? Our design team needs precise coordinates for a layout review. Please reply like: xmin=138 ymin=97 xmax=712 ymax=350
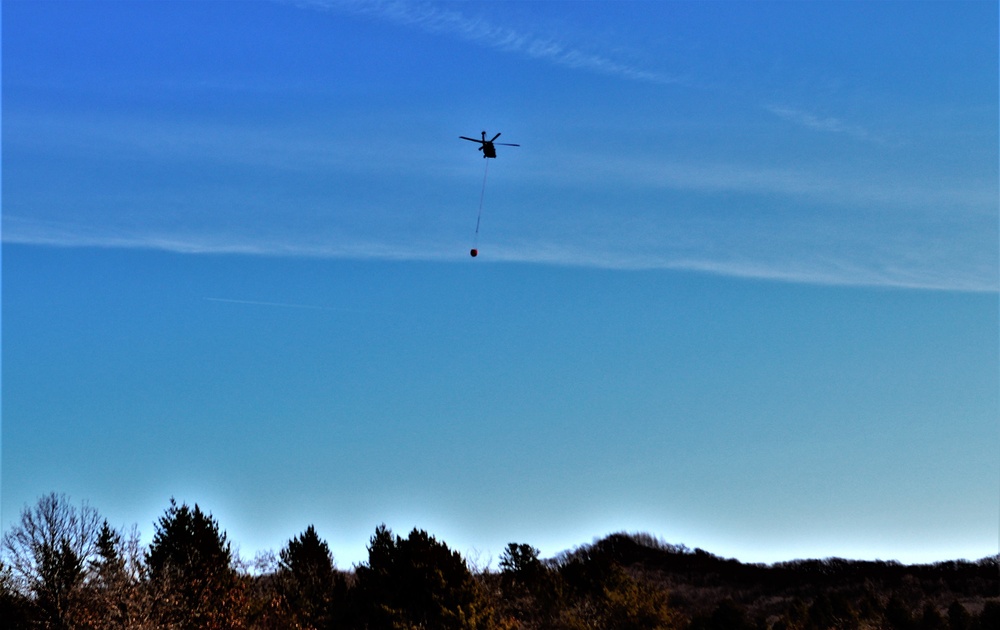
xmin=2 ymin=492 xmax=997 ymax=629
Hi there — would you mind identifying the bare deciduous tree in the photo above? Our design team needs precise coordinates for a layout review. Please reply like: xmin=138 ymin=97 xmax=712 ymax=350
xmin=1 ymin=492 xmax=103 ymax=627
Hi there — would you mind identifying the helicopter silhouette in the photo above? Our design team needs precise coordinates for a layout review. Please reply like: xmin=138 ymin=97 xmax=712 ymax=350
xmin=459 ymin=131 xmax=519 ymax=158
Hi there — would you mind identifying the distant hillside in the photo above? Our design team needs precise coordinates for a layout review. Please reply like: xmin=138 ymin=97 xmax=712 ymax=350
xmin=539 ymin=532 xmax=1000 ymax=629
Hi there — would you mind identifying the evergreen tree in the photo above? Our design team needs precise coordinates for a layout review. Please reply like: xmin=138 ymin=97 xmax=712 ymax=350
xmin=147 ymin=499 xmax=232 ymax=579
xmin=355 ymin=525 xmax=495 ymax=629
xmin=91 ymin=521 xmax=124 ymax=587
xmin=279 ymin=525 xmax=343 ymax=629
xmin=497 ymin=542 xmax=554 ymax=626
xmin=499 ymin=543 xmax=542 ymax=578
xmin=146 ymin=498 xmax=245 ymax=629
xmin=81 ymin=520 xmax=144 ymax=629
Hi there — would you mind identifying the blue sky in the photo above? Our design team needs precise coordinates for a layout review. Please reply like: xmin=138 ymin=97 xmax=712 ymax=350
xmin=3 ymin=1 xmax=998 ymax=568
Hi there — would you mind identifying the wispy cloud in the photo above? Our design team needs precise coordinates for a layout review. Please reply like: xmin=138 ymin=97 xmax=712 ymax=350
xmin=6 ymin=105 xmax=995 ymax=294
xmin=300 ymin=2 xmax=901 ymax=153
xmin=7 ymin=210 xmax=996 ymax=293
xmin=764 ymin=104 xmax=883 ymax=143
xmin=1 ymin=215 xmax=457 ymax=261
xmin=294 ymin=0 xmax=679 ymax=85
xmin=6 ymin=3 xmax=994 ymax=294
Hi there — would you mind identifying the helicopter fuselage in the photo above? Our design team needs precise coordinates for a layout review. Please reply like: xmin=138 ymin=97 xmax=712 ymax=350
xmin=460 ymin=132 xmax=517 ymax=158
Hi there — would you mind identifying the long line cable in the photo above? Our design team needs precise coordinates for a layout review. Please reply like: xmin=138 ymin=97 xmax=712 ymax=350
xmin=473 ymin=158 xmax=489 ymax=247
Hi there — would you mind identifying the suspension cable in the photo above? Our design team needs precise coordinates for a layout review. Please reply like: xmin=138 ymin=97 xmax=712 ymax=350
xmin=474 ymin=159 xmax=489 ymax=246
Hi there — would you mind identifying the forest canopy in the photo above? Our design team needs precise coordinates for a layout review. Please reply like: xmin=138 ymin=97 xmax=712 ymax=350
xmin=2 ymin=493 xmax=997 ymax=629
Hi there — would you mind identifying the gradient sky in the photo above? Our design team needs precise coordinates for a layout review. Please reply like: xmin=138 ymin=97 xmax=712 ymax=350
xmin=3 ymin=1 xmax=998 ymax=569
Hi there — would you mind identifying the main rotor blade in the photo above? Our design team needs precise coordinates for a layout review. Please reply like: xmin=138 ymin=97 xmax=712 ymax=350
xmin=490 ymin=132 xmax=502 ymax=142
xmin=494 ymin=143 xmax=520 ymax=147
xmin=459 ymin=136 xmax=484 ymax=143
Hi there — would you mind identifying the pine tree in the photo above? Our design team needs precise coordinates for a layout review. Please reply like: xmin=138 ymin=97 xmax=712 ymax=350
xmin=146 ymin=498 xmax=245 ymax=629
xmin=355 ymin=525 xmax=496 ymax=629
xmin=279 ymin=525 xmax=341 ymax=629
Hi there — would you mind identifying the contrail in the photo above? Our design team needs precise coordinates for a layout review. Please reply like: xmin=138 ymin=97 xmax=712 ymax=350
xmin=204 ymin=297 xmax=365 ymax=313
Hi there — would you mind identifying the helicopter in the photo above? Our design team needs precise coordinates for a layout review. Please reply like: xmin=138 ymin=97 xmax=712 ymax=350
xmin=459 ymin=131 xmax=519 ymax=158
